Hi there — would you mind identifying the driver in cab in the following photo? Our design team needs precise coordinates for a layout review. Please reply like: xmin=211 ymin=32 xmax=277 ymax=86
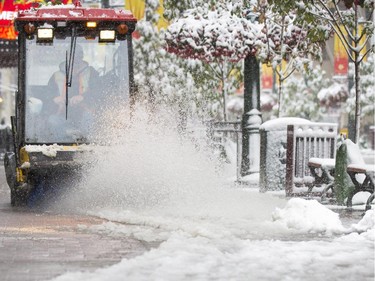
xmin=48 ymin=44 xmax=99 ymax=115
xmin=46 ymin=44 xmax=99 ymax=141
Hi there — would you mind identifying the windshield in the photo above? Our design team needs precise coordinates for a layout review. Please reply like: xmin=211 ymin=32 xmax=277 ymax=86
xmin=25 ymin=37 xmax=129 ymax=144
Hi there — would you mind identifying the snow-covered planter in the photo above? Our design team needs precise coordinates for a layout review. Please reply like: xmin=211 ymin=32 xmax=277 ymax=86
xmin=165 ymin=5 xmax=263 ymax=62
xmin=164 ymin=4 xmax=265 ymax=121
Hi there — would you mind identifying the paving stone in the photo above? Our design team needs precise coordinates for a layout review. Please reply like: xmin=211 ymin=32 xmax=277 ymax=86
xmin=0 ymin=166 xmax=155 ymax=281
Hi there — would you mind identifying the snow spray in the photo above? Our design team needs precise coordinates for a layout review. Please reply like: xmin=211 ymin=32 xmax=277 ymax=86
xmin=50 ymin=103 xmax=286 ymax=239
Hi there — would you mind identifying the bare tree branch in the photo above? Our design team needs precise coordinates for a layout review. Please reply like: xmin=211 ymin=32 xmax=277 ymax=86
xmin=358 ymin=46 xmax=373 ymax=64
xmin=329 ymin=22 xmax=355 ymax=61
xmin=332 ymin=0 xmax=356 ymax=42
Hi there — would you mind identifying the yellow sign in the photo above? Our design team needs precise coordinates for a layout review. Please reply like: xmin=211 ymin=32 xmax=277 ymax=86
xmin=125 ymin=0 xmax=168 ymax=30
xmin=340 ymin=128 xmax=348 ymax=139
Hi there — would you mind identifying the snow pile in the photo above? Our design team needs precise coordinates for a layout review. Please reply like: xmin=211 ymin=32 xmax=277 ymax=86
xmin=54 ymin=206 xmax=375 ymax=281
xmin=52 ymin=229 xmax=374 ymax=281
xmin=52 ymin=185 xmax=374 ymax=281
xmin=351 ymin=191 xmax=373 ymax=205
xmin=335 ymin=210 xmax=374 ymax=254
xmin=272 ymin=198 xmax=346 ymax=234
xmin=350 ymin=210 xmax=375 ymax=237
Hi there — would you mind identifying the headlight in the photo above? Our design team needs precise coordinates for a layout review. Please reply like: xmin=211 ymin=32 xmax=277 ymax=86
xmin=37 ymin=28 xmax=54 ymax=41
xmin=99 ymin=30 xmax=115 ymax=42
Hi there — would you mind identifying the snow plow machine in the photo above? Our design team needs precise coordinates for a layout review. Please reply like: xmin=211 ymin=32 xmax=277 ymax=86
xmin=4 ymin=1 xmax=137 ymax=206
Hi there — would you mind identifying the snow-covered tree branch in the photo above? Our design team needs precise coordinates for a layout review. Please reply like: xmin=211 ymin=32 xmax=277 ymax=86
xmin=274 ymin=0 xmax=374 ymax=142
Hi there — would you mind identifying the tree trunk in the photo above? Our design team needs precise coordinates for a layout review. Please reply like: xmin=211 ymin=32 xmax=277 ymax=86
xmin=221 ymin=60 xmax=230 ymax=122
xmin=354 ymin=50 xmax=361 ymax=144
xmin=353 ymin=4 xmax=361 ymax=144
xmin=277 ymin=76 xmax=283 ymax=118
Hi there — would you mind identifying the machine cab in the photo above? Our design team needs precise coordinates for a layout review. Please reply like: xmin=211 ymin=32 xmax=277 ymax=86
xmin=15 ymin=2 xmax=137 ymax=145
xmin=2 ymin=2 xmax=136 ymax=206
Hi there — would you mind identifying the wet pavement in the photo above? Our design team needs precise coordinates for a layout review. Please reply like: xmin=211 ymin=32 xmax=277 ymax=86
xmin=0 ymin=165 xmax=369 ymax=281
xmin=0 ymin=166 xmax=152 ymax=281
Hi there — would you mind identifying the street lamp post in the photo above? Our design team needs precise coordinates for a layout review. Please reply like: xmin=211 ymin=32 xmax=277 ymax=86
xmin=241 ymin=54 xmax=261 ymax=176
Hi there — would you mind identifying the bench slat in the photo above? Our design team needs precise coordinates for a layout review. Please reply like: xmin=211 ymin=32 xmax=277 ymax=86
xmin=347 ymin=164 xmax=375 ymax=174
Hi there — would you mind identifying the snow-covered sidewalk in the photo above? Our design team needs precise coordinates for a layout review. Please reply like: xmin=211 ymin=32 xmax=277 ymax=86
xmin=52 ymin=194 xmax=374 ymax=281
xmin=49 ymin=113 xmax=374 ymax=281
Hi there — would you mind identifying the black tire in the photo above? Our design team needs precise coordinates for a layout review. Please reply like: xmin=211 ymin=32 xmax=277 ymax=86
xmin=10 ymin=189 xmax=15 ymax=206
xmin=4 ymin=152 xmax=16 ymax=188
xmin=10 ymin=185 xmax=29 ymax=207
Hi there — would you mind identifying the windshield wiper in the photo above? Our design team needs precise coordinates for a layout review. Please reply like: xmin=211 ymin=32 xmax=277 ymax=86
xmin=65 ymin=27 xmax=77 ymax=120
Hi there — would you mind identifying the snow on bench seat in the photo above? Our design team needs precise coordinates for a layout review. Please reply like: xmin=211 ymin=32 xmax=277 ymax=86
xmin=347 ymin=164 xmax=375 ymax=174
xmin=308 ymin=158 xmax=335 ymax=169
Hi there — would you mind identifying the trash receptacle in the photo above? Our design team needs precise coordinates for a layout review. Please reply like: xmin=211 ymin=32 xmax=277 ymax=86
xmin=259 ymin=118 xmax=311 ymax=192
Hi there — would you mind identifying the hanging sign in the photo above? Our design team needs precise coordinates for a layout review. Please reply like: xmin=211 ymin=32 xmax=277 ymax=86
xmin=261 ymin=63 xmax=273 ymax=90
xmin=334 ymin=26 xmax=348 ymax=75
xmin=125 ymin=0 xmax=168 ymax=31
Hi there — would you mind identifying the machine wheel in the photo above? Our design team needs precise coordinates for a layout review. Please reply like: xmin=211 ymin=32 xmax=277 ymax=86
xmin=4 ymin=152 xmax=16 ymax=188
xmin=10 ymin=187 xmax=29 ymax=207
xmin=10 ymin=189 xmax=17 ymax=206
xmin=10 ymin=183 xmax=31 ymax=207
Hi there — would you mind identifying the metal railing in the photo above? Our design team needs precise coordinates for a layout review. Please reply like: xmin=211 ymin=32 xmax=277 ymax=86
xmin=206 ymin=121 xmax=243 ymax=181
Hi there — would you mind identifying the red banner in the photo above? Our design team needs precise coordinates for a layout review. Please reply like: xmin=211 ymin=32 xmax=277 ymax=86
xmin=261 ymin=64 xmax=273 ymax=90
xmin=334 ymin=27 xmax=348 ymax=75
xmin=0 ymin=0 xmax=34 ymax=39
xmin=0 ymin=25 xmax=16 ymax=38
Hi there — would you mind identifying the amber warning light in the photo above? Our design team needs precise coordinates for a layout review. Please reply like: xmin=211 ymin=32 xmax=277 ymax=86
xmin=86 ymin=22 xmax=97 ymax=28
xmin=117 ymin=23 xmax=128 ymax=35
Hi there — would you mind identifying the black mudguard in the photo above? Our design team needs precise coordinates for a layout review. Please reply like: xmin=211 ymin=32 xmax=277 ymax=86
xmin=4 ymin=152 xmax=16 ymax=189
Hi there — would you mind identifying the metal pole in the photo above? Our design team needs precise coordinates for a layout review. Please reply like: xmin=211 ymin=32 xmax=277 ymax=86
xmin=101 ymin=0 xmax=109 ymax=8
xmin=241 ymin=54 xmax=261 ymax=176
